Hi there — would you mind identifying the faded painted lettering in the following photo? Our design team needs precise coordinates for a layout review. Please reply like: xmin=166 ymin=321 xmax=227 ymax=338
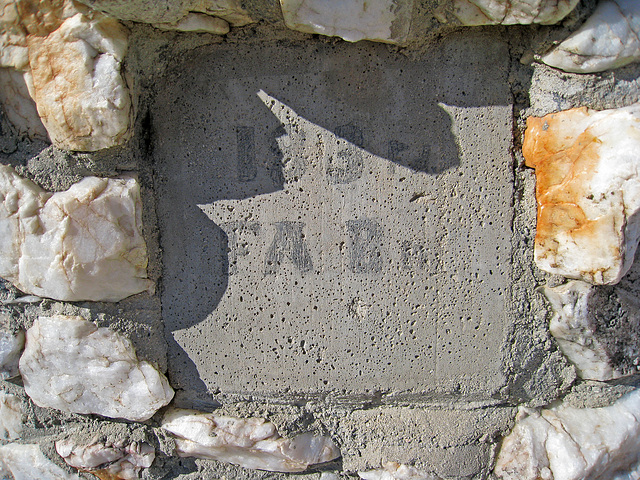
xmin=264 ymin=221 xmax=313 ymax=275
xmin=346 ymin=219 xmax=384 ymax=273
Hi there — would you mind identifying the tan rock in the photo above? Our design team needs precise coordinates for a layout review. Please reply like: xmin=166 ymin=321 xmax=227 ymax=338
xmin=28 ymin=10 xmax=132 ymax=151
xmin=523 ymin=104 xmax=640 ymax=285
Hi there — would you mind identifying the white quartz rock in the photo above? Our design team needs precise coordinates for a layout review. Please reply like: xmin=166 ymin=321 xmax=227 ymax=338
xmin=359 ymin=462 xmax=439 ymax=480
xmin=0 ymin=443 xmax=79 ymax=480
xmin=162 ymin=408 xmax=340 ymax=472
xmin=541 ymin=0 xmax=640 ymax=73
xmin=153 ymin=12 xmax=229 ymax=34
xmin=280 ymin=0 xmax=413 ymax=44
xmin=56 ymin=439 xmax=154 ymax=480
xmin=19 ymin=315 xmax=174 ymax=422
xmin=27 ymin=9 xmax=133 ymax=151
xmin=0 ymin=68 xmax=48 ymax=141
xmin=0 ymin=165 xmax=154 ymax=302
xmin=448 ymin=0 xmax=579 ymax=25
xmin=542 ymin=280 xmax=640 ymax=381
xmin=0 ymin=392 xmax=22 ymax=441
xmin=523 ymin=104 xmax=640 ymax=285
xmin=495 ymin=388 xmax=640 ymax=480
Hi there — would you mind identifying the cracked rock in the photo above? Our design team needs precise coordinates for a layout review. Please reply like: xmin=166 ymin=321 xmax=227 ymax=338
xmin=440 ymin=0 xmax=579 ymax=26
xmin=56 ymin=439 xmax=155 ymax=480
xmin=523 ymin=104 xmax=640 ymax=285
xmin=280 ymin=0 xmax=413 ymax=44
xmin=153 ymin=12 xmax=229 ymax=34
xmin=541 ymin=0 xmax=640 ymax=73
xmin=19 ymin=315 xmax=174 ymax=422
xmin=161 ymin=408 xmax=340 ymax=472
xmin=495 ymin=388 xmax=640 ymax=480
xmin=0 ymin=165 xmax=153 ymax=302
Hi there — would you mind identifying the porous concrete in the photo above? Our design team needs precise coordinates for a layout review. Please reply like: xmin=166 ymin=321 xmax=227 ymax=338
xmin=154 ymin=32 xmax=516 ymax=402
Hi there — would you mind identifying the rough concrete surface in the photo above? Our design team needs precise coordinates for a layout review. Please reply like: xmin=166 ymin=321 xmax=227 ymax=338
xmin=1 ymin=4 xmax=639 ymax=479
xmin=154 ymin=31 xmax=516 ymax=402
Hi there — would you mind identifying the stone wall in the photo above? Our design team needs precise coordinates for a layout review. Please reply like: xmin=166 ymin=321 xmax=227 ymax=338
xmin=1 ymin=0 xmax=640 ymax=479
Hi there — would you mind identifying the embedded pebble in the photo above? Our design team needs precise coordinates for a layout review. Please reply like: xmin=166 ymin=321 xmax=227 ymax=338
xmin=280 ymin=0 xmax=412 ymax=43
xmin=541 ymin=0 xmax=640 ymax=73
xmin=56 ymin=439 xmax=155 ymax=480
xmin=0 ymin=443 xmax=79 ymax=480
xmin=0 ymin=392 xmax=22 ymax=441
xmin=153 ymin=12 xmax=230 ymax=34
xmin=19 ymin=315 xmax=174 ymax=422
xmin=495 ymin=388 xmax=640 ymax=480
xmin=161 ymin=408 xmax=340 ymax=472
xmin=0 ymin=165 xmax=153 ymax=302
xmin=523 ymin=104 xmax=640 ymax=285
xmin=359 ymin=462 xmax=439 ymax=480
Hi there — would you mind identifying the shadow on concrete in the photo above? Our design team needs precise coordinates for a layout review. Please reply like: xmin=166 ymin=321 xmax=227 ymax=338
xmin=151 ymin=30 xmax=512 ymax=406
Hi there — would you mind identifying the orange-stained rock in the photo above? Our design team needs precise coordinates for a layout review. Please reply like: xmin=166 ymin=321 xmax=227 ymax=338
xmin=523 ymin=105 xmax=640 ymax=284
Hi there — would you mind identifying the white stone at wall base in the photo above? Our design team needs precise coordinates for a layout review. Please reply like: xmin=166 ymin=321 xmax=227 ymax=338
xmin=280 ymin=0 xmax=413 ymax=44
xmin=0 ymin=443 xmax=80 ymax=480
xmin=19 ymin=315 xmax=174 ymax=422
xmin=447 ymin=0 xmax=579 ymax=25
xmin=541 ymin=0 xmax=640 ymax=73
xmin=494 ymin=388 xmax=640 ymax=480
xmin=161 ymin=408 xmax=340 ymax=472
xmin=359 ymin=462 xmax=439 ymax=480
xmin=56 ymin=439 xmax=155 ymax=480
xmin=0 ymin=165 xmax=153 ymax=302
xmin=0 ymin=392 xmax=22 ymax=441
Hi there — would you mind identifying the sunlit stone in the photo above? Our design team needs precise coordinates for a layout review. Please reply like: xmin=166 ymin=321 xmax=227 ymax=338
xmin=523 ymin=104 xmax=640 ymax=285
xmin=0 ymin=392 xmax=22 ymax=441
xmin=359 ymin=462 xmax=437 ymax=480
xmin=445 ymin=0 xmax=579 ymax=25
xmin=280 ymin=0 xmax=413 ymax=44
xmin=56 ymin=439 xmax=155 ymax=480
xmin=27 ymin=9 xmax=132 ymax=151
xmin=0 ymin=165 xmax=153 ymax=302
xmin=495 ymin=388 xmax=640 ymax=480
xmin=153 ymin=12 xmax=229 ymax=34
xmin=541 ymin=0 xmax=640 ymax=73
xmin=19 ymin=315 xmax=174 ymax=422
xmin=161 ymin=408 xmax=340 ymax=472
xmin=0 ymin=443 xmax=79 ymax=480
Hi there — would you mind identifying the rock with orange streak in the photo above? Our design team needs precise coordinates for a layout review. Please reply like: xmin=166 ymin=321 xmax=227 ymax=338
xmin=523 ymin=104 xmax=640 ymax=285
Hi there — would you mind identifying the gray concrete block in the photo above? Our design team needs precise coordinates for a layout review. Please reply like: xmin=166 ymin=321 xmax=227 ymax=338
xmin=153 ymin=32 xmax=515 ymax=402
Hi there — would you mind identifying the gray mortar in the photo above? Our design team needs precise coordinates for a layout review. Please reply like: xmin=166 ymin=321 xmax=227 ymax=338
xmin=1 ymin=3 xmax=640 ymax=479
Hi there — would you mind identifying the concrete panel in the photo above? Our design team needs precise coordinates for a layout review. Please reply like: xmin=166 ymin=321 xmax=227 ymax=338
xmin=153 ymin=31 xmax=514 ymax=401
